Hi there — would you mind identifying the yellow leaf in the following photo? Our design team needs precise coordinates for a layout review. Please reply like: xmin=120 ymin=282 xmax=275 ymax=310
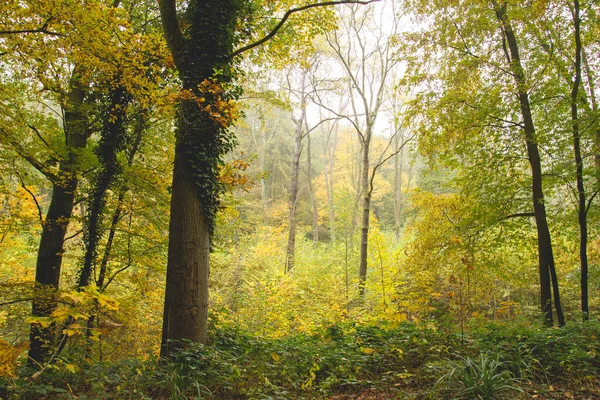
xmin=65 ymin=363 xmax=77 ymax=373
xmin=361 ymin=347 xmax=375 ymax=355
xmin=394 ymin=313 xmax=407 ymax=323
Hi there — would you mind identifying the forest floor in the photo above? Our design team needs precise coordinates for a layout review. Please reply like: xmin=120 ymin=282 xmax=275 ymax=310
xmin=2 ymin=319 xmax=600 ymax=399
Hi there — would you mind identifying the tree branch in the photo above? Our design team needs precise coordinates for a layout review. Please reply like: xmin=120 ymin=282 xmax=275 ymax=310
xmin=0 ymin=130 xmax=59 ymax=183
xmin=27 ymin=124 xmax=51 ymax=149
xmin=157 ymin=0 xmax=185 ymax=66
xmin=15 ymin=171 xmax=44 ymax=227
xmin=230 ymin=0 xmax=381 ymax=59
xmin=585 ymin=188 xmax=599 ymax=216
xmin=0 ymin=298 xmax=35 ymax=307
xmin=369 ymin=132 xmax=416 ymax=196
xmin=500 ymin=212 xmax=535 ymax=220
xmin=0 ymin=17 xmax=64 ymax=36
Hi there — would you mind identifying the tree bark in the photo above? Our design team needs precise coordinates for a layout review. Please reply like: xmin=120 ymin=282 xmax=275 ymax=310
xmin=28 ymin=73 xmax=88 ymax=365
xmin=494 ymin=2 xmax=564 ymax=326
xmin=161 ymin=121 xmax=210 ymax=354
xmin=158 ymin=0 xmax=239 ymax=358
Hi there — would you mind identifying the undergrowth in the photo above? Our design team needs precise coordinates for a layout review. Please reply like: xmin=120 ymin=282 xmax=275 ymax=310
xmin=2 ymin=320 xmax=599 ymax=399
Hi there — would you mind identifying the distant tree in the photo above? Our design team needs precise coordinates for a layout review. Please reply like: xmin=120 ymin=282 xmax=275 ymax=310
xmin=322 ymin=2 xmax=403 ymax=295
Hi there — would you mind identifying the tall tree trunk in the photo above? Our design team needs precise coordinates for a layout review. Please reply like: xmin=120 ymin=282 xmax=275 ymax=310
xmin=306 ymin=129 xmax=318 ymax=242
xmin=158 ymin=0 xmax=239 ymax=358
xmin=393 ymin=128 xmax=404 ymax=242
xmin=286 ymin=117 xmax=304 ymax=272
xmin=324 ymin=123 xmax=337 ymax=242
xmin=582 ymin=49 xmax=600 ymax=183
xmin=570 ymin=0 xmax=588 ymax=321
xmin=28 ymin=73 xmax=88 ymax=366
xmin=161 ymin=118 xmax=210 ymax=354
xmin=495 ymin=2 xmax=564 ymax=326
xmin=80 ymin=85 xmax=130 ymax=288
xmin=97 ymin=111 xmax=145 ymax=290
xmin=285 ymin=68 xmax=308 ymax=272
xmin=358 ymin=132 xmax=371 ymax=296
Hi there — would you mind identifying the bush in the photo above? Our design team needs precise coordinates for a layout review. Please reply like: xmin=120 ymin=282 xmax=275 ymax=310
xmin=434 ymin=353 xmax=522 ymax=400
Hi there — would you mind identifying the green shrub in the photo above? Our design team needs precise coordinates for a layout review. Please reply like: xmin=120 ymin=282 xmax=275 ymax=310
xmin=435 ymin=353 xmax=522 ymax=400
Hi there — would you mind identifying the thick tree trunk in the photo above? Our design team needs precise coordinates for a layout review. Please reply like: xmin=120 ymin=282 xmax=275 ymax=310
xmin=158 ymin=0 xmax=238 ymax=358
xmin=28 ymin=76 xmax=88 ymax=366
xmin=161 ymin=114 xmax=210 ymax=355
xmin=495 ymin=2 xmax=564 ymax=326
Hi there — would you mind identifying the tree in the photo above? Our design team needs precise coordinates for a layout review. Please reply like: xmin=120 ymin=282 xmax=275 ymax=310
xmin=322 ymin=2 xmax=402 ymax=295
xmin=284 ymin=58 xmax=335 ymax=272
xmin=492 ymin=0 xmax=564 ymax=326
xmin=157 ymin=0 xmax=241 ymax=357
xmin=157 ymin=0 xmax=378 ymax=357
xmin=400 ymin=0 xmax=577 ymax=326
xmin=1 ymin=0 xmax=169 ymax=363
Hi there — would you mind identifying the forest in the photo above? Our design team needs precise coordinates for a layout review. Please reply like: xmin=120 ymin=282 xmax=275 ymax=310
xmin=0 ymin=0 xmax=599 ymax=398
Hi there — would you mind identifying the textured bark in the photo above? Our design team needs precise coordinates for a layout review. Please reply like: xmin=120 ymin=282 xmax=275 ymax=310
xmin=161 ymin=125 xmax=210 ymax=354
xmin=158 ymin=0 xmax=238 ymax=358
xmin=495 ymin=2 xmax=564 ymax=326
xmin=28 ymin=74 xmax=88 ymax=365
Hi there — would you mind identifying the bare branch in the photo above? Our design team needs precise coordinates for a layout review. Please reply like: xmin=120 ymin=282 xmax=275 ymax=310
xmin=230 ymin=0 xmax=381 ymax=58
xmin=586 ymin=188 xmax=599 ymax=216
xmin=369 ymin=132 xmax=416 ymax=196
xmin=63 ymin=230 xmax=83 ymax=244
xmin=16 ymin=171 xmax=44 ymax=227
